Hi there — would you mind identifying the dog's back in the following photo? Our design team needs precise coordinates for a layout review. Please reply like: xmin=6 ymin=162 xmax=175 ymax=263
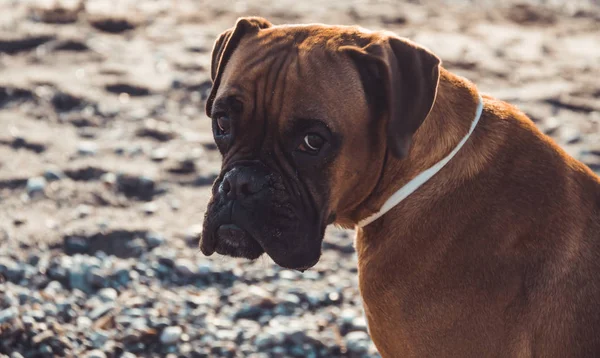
xmin=357 ymin=78 xmax=600 ymax=358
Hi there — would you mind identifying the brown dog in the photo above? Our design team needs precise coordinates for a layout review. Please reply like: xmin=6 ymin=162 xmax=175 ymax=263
xmin=200 ymin=17 xmax=600 ymax=357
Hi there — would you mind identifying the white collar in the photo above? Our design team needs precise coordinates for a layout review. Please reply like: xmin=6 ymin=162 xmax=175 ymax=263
xmin=357 ymin=94 xmax=484 ymax=228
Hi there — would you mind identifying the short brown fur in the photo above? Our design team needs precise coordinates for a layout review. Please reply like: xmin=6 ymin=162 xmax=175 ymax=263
xmin=204 ymin=17 xmax=600 ymax=357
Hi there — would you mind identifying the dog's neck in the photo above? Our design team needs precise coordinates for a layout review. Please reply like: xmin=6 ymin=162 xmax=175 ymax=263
xmin=350 ymin=68 xmax=491 ymax=228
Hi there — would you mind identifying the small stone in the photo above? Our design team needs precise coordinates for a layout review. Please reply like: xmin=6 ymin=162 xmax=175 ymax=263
xmin=340 ymin=309 xmax=356 ymax=325
xmin=32 ymin=330 xmax=54 ymax=344
xmin=29 ymin=309 xmax=45 ymax=321
xmin=21 ymin=315 xmax=36 ymax=328
xmin=45 ymin=280 xmax=63 ymax=293
xmin=136 ymin=118 xmax=176 ymax=141
xmin=86 ymin=267 xmax=107 ymax=288
xmin=76 ymin=204 xmax=93 ymax=218
xmin=0 ymin=307 xmax=18 ymax=324
xmin=64 ymin=236 xmax=89 ymax=255
xmin=77 ymin=141 xmax=98 ymax=156
xmin=100 ymin=172 xmax=117 ymax=186
xmin=560 ymin=126 xmax=581 ymax=144
xmin=197 ymin=262 xmax=212 ymax=276
xmin=123 ymin=238 xmax=147 ymax=258
xmin=351 ymin=316 xmax=368 ymax=332
xmin=142 ymin=202 xmax=158 ymax=215
xmin=39 ymin=344 xmax=53 ymax=355
xmin=89 ymin=302 xmax=115 ymax=320
xmin=85 ymin=349 xmax=107 ymax=358
xmin=69 ymin=264 xmax=91 ymax=292
xmin=542 ymin=116 xmax=561 ymax=135
xmin=77 ymin=316 xmax=93 ymax=329
xmin=78 ymin=127 xmax=97 ymax=138
xmin=282 ymin=293 xmax=301 ymax=306
xmin=151 ymin=147 xmax=169 ymax=161
xmin=0 ymin=258 xmax=24 ymax=283
xmin=184 ymin=224 xmax=203 ymax=245
xmin=13 ymin=216 xmax=26 ymax=226
xmin=146 ymin=232 xmax=165 ymax=249
xmin=90 ymin=330 xmax=110 ymax=348
xmin=167 ymin=158 xmax=196 ymax=174
xmin=160 ymin=326 xmax=183 ymax=345
xmin=157 ymin=256 xmax=175 ymax=268
xmin=254 ymin=331 xmax=281 ymax=350
xmin=112 ymin=267 xmax=132 ymax=286
xmin=149 ymin=317 xmax=171 ymax=330
xmin=215 ymin=329 xmax=237 ymax=341
xmin=27 ymin=253 xmax=41 ymax=266
xmin=98 ymin=287 xmax=118 ymax=301
xmin=44 ymin=168 xmax=65 ymax=181
xmin=124 ymin=308 xmax=145 ymax=318
xmin=326 ymin=290 xmax=342 ymax=305
xmin=279 ymin=270 xmax=298 ymax=280
xmin=344 ymin=331 xmax=371 ymax=354
xmin=26 ymin=176 xmax=47 ymax=195
xmin=175 ymin=258 xmax=196 ymax=276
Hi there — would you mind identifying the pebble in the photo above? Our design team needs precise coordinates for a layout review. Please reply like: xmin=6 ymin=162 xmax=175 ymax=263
xmin=64 ymin=235 xmax=90 ymax=254
xmin=160 ymin=326 xmax=183 ymax=345
xmin=32 ymin=330 xmax=54 ymax=344
xmin=0 ymin=258 xmax=24 ymax=282
xmin=542 ymin=116 xmax=561 ymax=135
xmin=86 ymin=350 xmax=107 ymax=358
xmin=89 ymin=302 xmax=115 ymax=320
xmin=100 ymin=172 xmax=117 ymax=186
xmin=98 ymin=287 xmax=118 ymax=301
xmin=77 ymin=141 xmax=98 ymax=156
xmin=560 ymin=126 xmax=582 ymax=144
xmin=197 ymin=262 xmax=212 ymax=276
xmin=151 ymin=147 xmax=169 ymax=161
xmin=0 ymin=307 xmax=18 ymax=324
xmin=86 ymin=267 xmax=108 ymax=287
xmin=39 ymin=344 xmax=52 ymax=355
xmin=26 ymin=176 xmax=47 ymax=195
xmin=90 ymin=330 xmax=110 ymax=348
xmin=345 ymin=331 xmax=371 ymax=354
xmin=77 ymin=316 xmax=93 ymax=329
xmin=175 ymin=258 xmax=196 ymax=276
xmin=43 ymin=168 xmax=65 ymax=181
xmin=29 ymin=309 xmax=45 ymax=321
xmin=142 ymin=202 xmax=158 ymax=215
xmin=352 ymin=316 xmax=368 ymax=332
xmin=69 ymin=262 xmax=92 ymax=292
xmin=146 ymin=232 xmax=166 ymax=249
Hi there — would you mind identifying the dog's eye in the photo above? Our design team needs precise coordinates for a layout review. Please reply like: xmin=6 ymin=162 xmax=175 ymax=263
xmin=297 ymin=133 xmax=325 ymax=154
xmin=216 ymin=115 xmax=231 ymax=135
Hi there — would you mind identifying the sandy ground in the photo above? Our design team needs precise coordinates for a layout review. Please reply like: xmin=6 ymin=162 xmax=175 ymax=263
xmin=0 ymin=0 xmax=599 ymax=357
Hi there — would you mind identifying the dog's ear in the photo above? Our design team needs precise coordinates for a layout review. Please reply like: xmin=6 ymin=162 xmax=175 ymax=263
xmin=205 ymin=17 xmax=272 ymax=117
xmin=341 ymin=34 xmax=441 ymax=158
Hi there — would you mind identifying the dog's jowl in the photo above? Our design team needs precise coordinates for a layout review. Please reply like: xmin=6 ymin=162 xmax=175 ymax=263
xmin=200 ymin=17 xmax=600 ymax=357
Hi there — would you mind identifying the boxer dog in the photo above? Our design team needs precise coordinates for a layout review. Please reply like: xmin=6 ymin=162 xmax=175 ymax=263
xmin=200 ymin=17 xmax=600 ymax=357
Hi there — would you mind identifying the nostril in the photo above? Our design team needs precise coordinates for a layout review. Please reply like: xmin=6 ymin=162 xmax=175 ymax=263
xmin=239 ymin=182 xmax=251 ymax=196
xmin=222 ymin=179 xmax=231 ymax=194
xmin=221 ymin=167 xmax=267 ymax=200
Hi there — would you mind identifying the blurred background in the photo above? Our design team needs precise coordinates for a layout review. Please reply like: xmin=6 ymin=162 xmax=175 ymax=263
xmin=0 ymin=0 xmax=598 ymax=357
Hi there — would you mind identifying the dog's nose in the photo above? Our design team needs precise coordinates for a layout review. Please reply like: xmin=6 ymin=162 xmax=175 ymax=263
xmin=220 ymin=167 xmax=267 ymax=200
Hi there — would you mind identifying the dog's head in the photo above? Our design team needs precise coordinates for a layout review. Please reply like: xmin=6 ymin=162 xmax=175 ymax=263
xmin=200 ymin=17 xmax=440 ymax=270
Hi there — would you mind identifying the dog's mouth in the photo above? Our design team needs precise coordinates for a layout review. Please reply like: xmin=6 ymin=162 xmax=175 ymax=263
xmin=199 ymin=166 xmax=324 ymax=271
xmin=200 ymin=223 xmax=264 ymax=259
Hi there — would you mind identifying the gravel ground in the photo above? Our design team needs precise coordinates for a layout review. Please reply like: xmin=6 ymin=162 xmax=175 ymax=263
xmin=0 ymin=0 xmax=599 ymax=357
